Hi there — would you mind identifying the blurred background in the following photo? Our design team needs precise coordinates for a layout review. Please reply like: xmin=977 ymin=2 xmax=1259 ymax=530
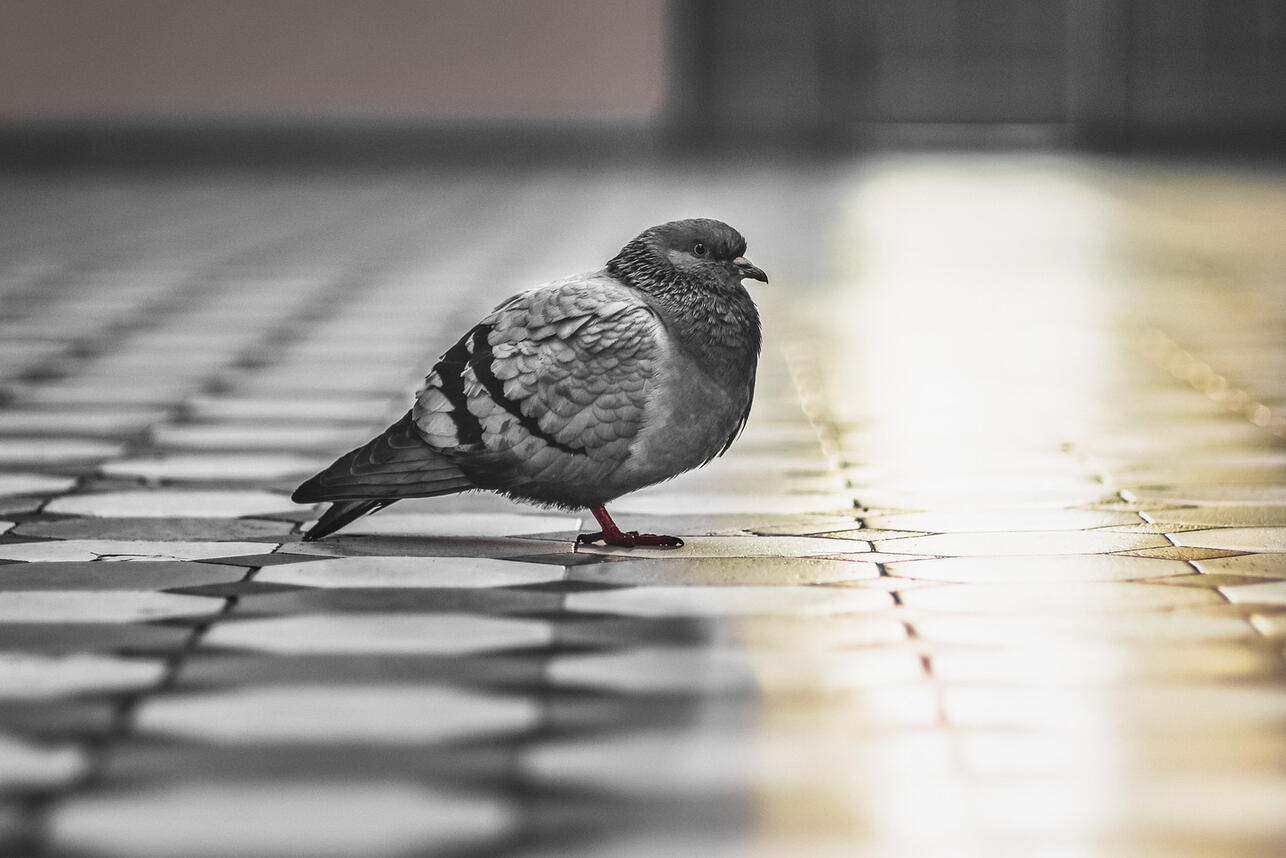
xmin=2 ymin=0 xmax=1285 ymax=164
xmin=3 ymin=4 xmax=1286 ymax=858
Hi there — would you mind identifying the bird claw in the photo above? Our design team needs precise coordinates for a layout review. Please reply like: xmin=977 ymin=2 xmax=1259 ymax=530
xmin=575 ymin=530 xmax=684 ymax=549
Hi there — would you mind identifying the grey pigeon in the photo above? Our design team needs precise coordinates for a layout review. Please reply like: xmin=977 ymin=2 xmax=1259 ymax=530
xmin=292 ymin=218 xmax=766 ymax=547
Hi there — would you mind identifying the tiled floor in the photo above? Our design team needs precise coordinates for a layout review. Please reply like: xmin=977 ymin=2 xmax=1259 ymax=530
xmin=1 ymin=155 xmax=1284 ymax=856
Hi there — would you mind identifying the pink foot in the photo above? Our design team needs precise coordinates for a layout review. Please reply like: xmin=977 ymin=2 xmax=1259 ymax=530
xmin=575 ymin=505 xmax=684 ymax=549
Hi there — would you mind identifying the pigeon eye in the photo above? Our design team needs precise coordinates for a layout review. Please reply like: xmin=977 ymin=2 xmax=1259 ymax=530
xmin=692 ymin=243 xmax=707 ymax=257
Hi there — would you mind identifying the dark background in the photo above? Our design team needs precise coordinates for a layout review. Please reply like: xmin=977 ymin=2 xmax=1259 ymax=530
xmin=1 ymin=0 xmax=1284 ymax=165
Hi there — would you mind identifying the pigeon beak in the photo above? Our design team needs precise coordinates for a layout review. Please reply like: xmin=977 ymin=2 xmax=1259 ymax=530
xmin=733 ymin=257 xmax=768 ymax=284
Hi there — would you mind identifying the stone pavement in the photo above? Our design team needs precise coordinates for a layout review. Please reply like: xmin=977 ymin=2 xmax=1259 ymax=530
xmin=0 ymin=156 xmax=1284 ymax=857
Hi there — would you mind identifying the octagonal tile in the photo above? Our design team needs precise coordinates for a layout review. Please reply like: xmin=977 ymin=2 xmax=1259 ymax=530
xmin=202 ymin=613 xmax=551 ymax=654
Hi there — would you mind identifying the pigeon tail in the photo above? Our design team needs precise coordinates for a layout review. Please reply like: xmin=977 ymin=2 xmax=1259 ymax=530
xmin=301 ymin=499 xmax=393 ymax=541
xmin=292 ymin=411 xmax=474 ymax=503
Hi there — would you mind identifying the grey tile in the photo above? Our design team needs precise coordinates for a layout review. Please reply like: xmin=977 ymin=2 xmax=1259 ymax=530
xmin=0 ymin=540 xmax=277 ymax=562
xmin=0 ymin=591 xmax=224 ymax=623
xmin=0 ymin=560 xmax=245 ymax=591
xmin=45 ymin=490 xmax=298 ymax=518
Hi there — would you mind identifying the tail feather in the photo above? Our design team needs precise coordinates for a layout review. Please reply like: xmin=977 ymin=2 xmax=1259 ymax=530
xmin=292 ymin=411 xmax=473 ymax=503
xmin=302 ymin=499 xmax=393 ymax=542
xmin=293 ymin=411 xmax=475 ymax=541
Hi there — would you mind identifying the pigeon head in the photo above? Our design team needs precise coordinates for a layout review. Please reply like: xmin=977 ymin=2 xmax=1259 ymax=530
xmin=607 ymin=218 xmax=768 ymax=294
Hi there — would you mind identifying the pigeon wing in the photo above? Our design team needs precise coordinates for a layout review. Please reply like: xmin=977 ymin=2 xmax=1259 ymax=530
xmin=413 ymin=277 xmax=661 ymax=490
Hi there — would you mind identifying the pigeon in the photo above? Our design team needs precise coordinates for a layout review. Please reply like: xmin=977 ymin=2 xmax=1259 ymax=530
xmin=292 ymin=218 xmax=767 ymax=548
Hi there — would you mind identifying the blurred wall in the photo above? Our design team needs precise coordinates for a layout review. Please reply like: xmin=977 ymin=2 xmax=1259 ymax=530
xmin=671 ymin=0 xmax=1286 ymax=148
xmin=0 ymin=0 xmax=667 ymax=119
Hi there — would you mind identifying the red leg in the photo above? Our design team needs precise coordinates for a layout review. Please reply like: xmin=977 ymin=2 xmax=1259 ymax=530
xmin=575 ymin=504 xmax=684 ymax=549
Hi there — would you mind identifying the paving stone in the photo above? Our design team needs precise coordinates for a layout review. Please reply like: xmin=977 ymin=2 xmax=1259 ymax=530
xmin=0 ymin=653 xmax=166 ymax=699
xmin=0 ymin=473 xmax=77 ymax=496
xmin=550 ymin=646 xmax=923 ymax=694
xmin=202 ymin=613 xmax=552 ymax=654
xmin=137 ymin=685 xmax=539 ymax=743
xmin=48 ymin=781 xmax=515 ymax=857
xmin=186 ymin=395 xmax=396 ymax=422
xmin=1220 ymin=580 xmax=1286 ymax=606
xmin=0 ymin=409 xmax=168 ymax=435
xmin=0 ymin=560 xmax=241 ymax=594
xmin=0 ymin=540 xmax=274 ymax=562
xmin=930 ymin=642 xmax=1277 ymax=684
xmin=0 ymin=438 xmax=124 ymax=464
xmin=863 ymin=508 xmax=1141 ymax=532
xmin=1142 ymin=506 xmax=1286 ymax=527
xmin=564 ymin=586 xmax=893 ymax=617
xmin=1194 ymin=554 xmax=1286 ymax=578
xmin=874 ymin=530 xmax=1170 ymax=556
xmin=1118 ymin=545 xmax=1247 ymax=561
xmin=898 ymin=582 xmax=1223 ymax=613
xmin=45 ymin=490 xmax=298 ymax=518
xmin=99 ymin=454 xmax=328 ymax=481
xmin=0 ymin=698 xmax=120 ymax=739
xmin=571 ymin=535 xmax=871 ymax=558
xmin=152 ymin=424 xmax=366 ymax=451
xmin=0 ymin=592 xmax=223 ymax=623
xmin=0 ymin=623 xmax=193 ymax=655
xmin=522 ymin=729 xmax=751 ymax=796
xmin=255 ymin=556 xmax=564 ymax=589
xmin=0 ymin=732 xmax=86 ymax=789
xmin=287 ymin=534 xmax=572 ymax=559
xmin=313 ymin=512 xmax=582 ymax=538
xmin=609 ymin=492 xmax=854 ymax=515
xmin=884 ymin=554 xmax=1191 ymax=583
xmin=911 ymin=612 xmax=1256 ymax=644
xmin=234 ymin=586 xmax=561 ymax=616
xmin=13 ymin=517 xmax=292 ymax=541
xmin=1170 ymin=527 xmax=1286 ymax=553
xmin=568 ymin=556 xmax=881 ymax=586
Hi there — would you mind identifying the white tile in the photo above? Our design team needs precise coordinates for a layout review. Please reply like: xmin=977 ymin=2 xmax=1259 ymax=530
xmin=137 ymin=685 xmax=539 ymax=743
xmin=152 ymin=424 xmax=365 ymax=451
xmin=186 ymin=395 xmax=395 ymax=422
xmin=0 ymin=653 xmax=166 ymax=698
xmin=573 ymin=535 xmax=871 ymax=558
xmin=0 ymin=473 xmax=77 ymax=496
xmin=0 ymin=592 xmax=222 ymax=623
xmin=885 ymin=554 xmax=1191 ymax=583
xmin=0 ymin=540 xmax=275 ymax=562
xmin=875 ymin=530 xmax=1169 ymax=556
xmin=549 ymin=646 xmax=922 ymax=693
xmin=315 ymin=512 xmax=581 ymax=538
xmin=45 ymin=490 xmax=298 ymax=518
xmin=48 ymin=781 xmax=514 ymax=858
xmin=0 ymin=733 xmax=86 ymax=789
xmin=0 ymin=438 xmax=124 ymax=464
xmin=100 ymin=454 xmax=327 ymax=481
xmin=899 ymin=582 xmax=1221 ymax=613
xmin=1171 ymin=527 xmax=1286 ymax=553
xmin=256 ymin=556 xmax=563 ymax=589
xmin=565 ymin=586 xmax=892 ymax=617
xmin=203 ymin=613 xmax=552 ymax=655
xmin=610 ymin=492 xmax=852 ymax=515
xmin=1222 ymin=580 xmax=1286 ymax=605
xmin=522 ymin=729 xmax=750 ymax=796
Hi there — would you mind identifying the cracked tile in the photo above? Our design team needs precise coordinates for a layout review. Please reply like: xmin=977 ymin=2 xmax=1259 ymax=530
xmin=0 ymin=560 xmax=245 ymax=590
xmin=0 ymin=591 xmax=223 ymax=623
xmin=0 ymin=540 xmax=275 ymax=562
xmin=1194 ymin=554 xmax=1286 ymax=578
xmin=45 ymin=490 xmax=298 ymax=518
